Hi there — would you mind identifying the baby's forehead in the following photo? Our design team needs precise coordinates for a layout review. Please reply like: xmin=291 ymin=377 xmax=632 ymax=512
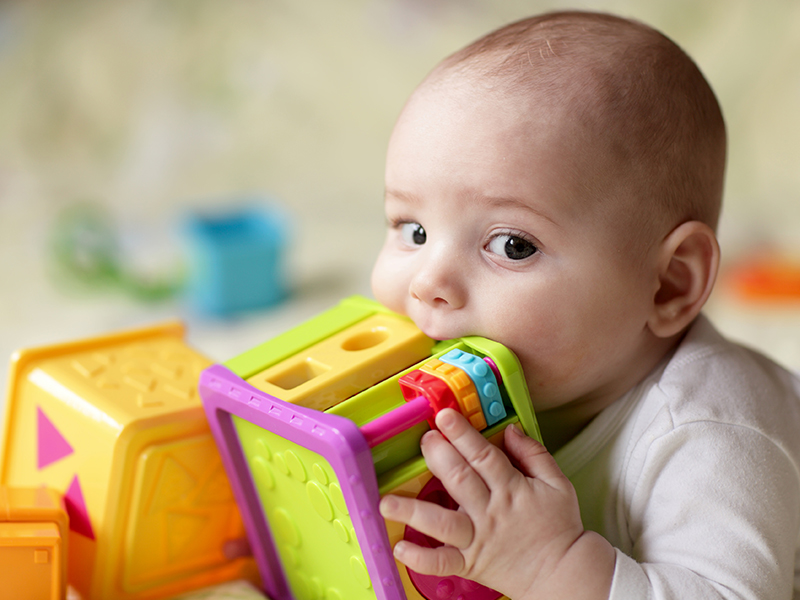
xmin=427 ymin=13 xmax=690 ymax=127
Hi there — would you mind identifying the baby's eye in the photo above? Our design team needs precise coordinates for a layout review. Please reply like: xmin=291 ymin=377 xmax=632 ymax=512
xmin=487 ymin=234 xmax=538 ymax=260
xmin=400 ymin=222 xmax=427 ymax=246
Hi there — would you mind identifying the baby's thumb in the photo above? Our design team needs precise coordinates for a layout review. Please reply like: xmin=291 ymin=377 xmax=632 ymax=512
xmin=504 ymin=424 xmax=568 ymax=487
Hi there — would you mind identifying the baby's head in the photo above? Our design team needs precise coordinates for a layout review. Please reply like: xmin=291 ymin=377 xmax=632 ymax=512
xmin=371 ymin=11 xmax=726 ymax=440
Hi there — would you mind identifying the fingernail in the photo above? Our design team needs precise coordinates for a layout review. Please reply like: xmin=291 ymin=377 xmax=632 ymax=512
xmin=393 ymin=541 xmax=407 ymax=559
xmin=507 ymin=423 xmax=524 ymax=436
xmin=380 ymin=496 xmax=398 ymax=516
xmin=438 ymin=410 xmax=456 ymax=430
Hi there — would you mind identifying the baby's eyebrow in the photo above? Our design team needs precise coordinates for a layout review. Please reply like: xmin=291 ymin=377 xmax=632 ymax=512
xmin=483 ymin=195 xmax=561 ymax=228
xmin=384 ymin=188 xmax=561 ymax=229
xmin=384 ymin=188 xmax=419 ymax=204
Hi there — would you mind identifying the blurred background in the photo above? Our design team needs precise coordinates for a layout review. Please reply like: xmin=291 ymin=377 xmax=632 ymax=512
xmin=2 ymin=0 xmax=800 ymax=417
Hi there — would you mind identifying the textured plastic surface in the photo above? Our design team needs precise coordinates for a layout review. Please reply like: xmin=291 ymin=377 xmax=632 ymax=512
xmin=458 ymin=337 xmax=540 ymax=441
xmin=420 ymin=358 xmax=486 ymax=430
xmin=397 ymin=370 xmax=459 ymax=430
xmin=200 ymin=365 xmax=405 ymax=600
xmin=0 ymin=323 xmax=256 ymax=600
xmin=224 ymin=298 xmax=376 ymax=380
xmin=440 ymin=349 xmax=507 ymax=426
xmin=245 ymin=314 xmax=434 ymax=412
xmin=0 ymin=486 xmax=68 ymax=600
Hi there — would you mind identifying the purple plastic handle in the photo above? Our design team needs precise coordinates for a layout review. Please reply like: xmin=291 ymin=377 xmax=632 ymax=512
xmin=198 ymin=364 xmax=406 ymax=600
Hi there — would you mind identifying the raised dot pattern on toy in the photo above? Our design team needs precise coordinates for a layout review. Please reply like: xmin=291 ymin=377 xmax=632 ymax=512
xmin=233 ymin=415 xmax=377 ymax=600
xmin=359 ymin=348 xmax=507 ymax=449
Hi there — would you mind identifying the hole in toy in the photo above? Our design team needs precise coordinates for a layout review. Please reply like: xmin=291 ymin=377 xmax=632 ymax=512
xmin=341 ymin=327 xmax=390 ymax=351
xmin=266 ymin=358 xmax=331 ymax=390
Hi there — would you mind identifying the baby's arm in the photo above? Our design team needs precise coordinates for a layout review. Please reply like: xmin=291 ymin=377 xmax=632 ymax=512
xmin=606 ymin=421 xmax=800 ymax=599
xmin=379 ymin=408 xmax=615 ymax=600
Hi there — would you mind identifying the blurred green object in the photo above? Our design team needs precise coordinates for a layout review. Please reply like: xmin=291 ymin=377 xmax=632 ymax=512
xmin=51 ymin=203 xmax=119 ymax=284
xmin=49 ymin=203 xmax=183 ymax=301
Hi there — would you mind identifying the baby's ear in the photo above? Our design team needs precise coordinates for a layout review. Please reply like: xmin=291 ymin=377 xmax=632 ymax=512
xmin=647 ymin=221 xmax=720 ymax=338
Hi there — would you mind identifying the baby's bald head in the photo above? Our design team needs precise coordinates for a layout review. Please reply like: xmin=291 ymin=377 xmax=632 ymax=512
xmin=418 ymin=11 xmax=726 ymax=242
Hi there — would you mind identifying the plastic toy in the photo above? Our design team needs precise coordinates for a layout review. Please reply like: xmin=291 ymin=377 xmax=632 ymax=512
xmin=0 ymin=485 xmax=69 ymax=600
xmin=722 ymin=251 xmax=800 ymax=302
xmin=199 ymin=296 xmax=541 ymax=600
xmin=0 ymin=323 xmax=258 ymax=599
xmin=182 ymin=205 xmax=289 ymax=316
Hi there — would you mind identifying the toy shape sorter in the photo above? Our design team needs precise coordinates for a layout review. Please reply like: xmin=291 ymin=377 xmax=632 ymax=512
xmin=199 ymin=296 xmax=542 ymax=600
xmin=0 ymin=322 xmax=259 ymax=600
xmin=0 ymin=485 xmax=69 ymax=600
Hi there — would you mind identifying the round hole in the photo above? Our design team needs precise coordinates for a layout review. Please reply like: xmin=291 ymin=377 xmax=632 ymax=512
xmin=341 ymin=327 xmax=390 ymax=351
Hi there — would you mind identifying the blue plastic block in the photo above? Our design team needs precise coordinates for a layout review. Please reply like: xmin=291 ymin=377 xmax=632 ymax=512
xmin=440 ymin=348 xmax=507 ymax=426
xmin=183 ymin=205 xmax=288 ymax=316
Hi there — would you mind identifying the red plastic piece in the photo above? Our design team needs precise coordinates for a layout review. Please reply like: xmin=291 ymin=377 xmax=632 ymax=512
xmin=398 ymin=370 xmax=461 ymax=430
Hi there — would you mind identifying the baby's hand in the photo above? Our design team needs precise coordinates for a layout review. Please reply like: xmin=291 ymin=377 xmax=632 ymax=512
xmin=379 ymin=408 xmax=614 ymax=600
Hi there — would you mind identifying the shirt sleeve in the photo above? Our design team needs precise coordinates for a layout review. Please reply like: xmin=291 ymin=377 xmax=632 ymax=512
xmin=608 ymin=422 xmax=800 ymax=600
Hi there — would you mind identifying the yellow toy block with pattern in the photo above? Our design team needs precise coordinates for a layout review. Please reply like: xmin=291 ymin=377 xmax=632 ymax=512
xmin=0 ymin=323 xmax=258 ymax=600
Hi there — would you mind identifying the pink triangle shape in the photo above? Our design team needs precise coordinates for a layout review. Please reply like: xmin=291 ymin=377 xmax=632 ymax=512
xmin=37 ymin=407 xmax=74 ymax=469
xmin=65 ymin=475 xmax=95 ymax=540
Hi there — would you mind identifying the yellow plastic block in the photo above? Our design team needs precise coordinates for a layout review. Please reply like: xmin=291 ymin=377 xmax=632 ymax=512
xmin=246 ymin=313 xmax=435 ymax=411
xmin=0 ymin=323 xmax=258 ymax=600
xmin=0 ymin=486 xmax=68 ymax=600
xmin=420 ymin=359 xmax=487 ymax=430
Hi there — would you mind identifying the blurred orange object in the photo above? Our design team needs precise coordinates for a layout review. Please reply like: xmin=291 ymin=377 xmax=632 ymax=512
xmin=724 ymin=253 xmax=800 ymax=302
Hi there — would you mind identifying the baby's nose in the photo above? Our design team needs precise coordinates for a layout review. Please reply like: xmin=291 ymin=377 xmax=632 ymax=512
xmin=409 ymin=250 xmax=466 ymax=309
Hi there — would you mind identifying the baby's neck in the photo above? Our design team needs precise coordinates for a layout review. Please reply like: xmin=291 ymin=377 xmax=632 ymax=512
xmin=536 ymin=404 xmax=601 ymax=453
xmin=536 ymin=332 xmax=684 ymax=453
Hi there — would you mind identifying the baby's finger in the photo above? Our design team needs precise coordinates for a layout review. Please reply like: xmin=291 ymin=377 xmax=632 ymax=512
xmin=419 ymin=426 xmax=491 ymax=512
xmin=379 ymin=494 xmax=475 ymax=549
xmin=434 ymin=409 xmax=518 ymax=493
xmin=392 ymin=540 xmax=466 ymax=578
xmin=504 ymin=423 xmax=569 ymax=489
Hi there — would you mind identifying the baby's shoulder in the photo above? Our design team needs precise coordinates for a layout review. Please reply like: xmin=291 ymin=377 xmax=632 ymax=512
xmin=644 ymin=314 xmax=800 ymax=438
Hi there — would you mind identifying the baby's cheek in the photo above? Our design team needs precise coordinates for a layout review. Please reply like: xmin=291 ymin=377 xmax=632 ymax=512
xmin=371 ymin=259 xmax=406 ymax=314
xmin=512 ymin=344 xmax=586 ymax=405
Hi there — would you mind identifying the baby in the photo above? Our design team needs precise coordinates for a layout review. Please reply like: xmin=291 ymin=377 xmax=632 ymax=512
xmin=371 ymin=10 xmax=800 ymax=600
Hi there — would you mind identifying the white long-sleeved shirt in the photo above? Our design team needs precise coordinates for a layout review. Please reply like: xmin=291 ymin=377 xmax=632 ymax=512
xmin=555 ymin=315 xmax=800 ymax=599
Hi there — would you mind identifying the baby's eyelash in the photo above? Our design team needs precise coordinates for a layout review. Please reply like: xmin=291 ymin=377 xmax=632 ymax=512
xmin=490 ymin=229 xmax=538 ymax=246
xmin=387 ymin=217 xmax=414 ymax=229
xmin=486 ymin=229 xmax=540 ymax=260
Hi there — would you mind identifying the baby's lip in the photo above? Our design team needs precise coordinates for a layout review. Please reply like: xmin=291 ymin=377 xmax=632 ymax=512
xmin=408 ymin=308 xmax=471 ymax=342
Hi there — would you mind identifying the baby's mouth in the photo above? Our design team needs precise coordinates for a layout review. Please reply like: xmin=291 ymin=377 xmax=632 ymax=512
xmin=408 ymin=307 xmax=471 ymax=342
